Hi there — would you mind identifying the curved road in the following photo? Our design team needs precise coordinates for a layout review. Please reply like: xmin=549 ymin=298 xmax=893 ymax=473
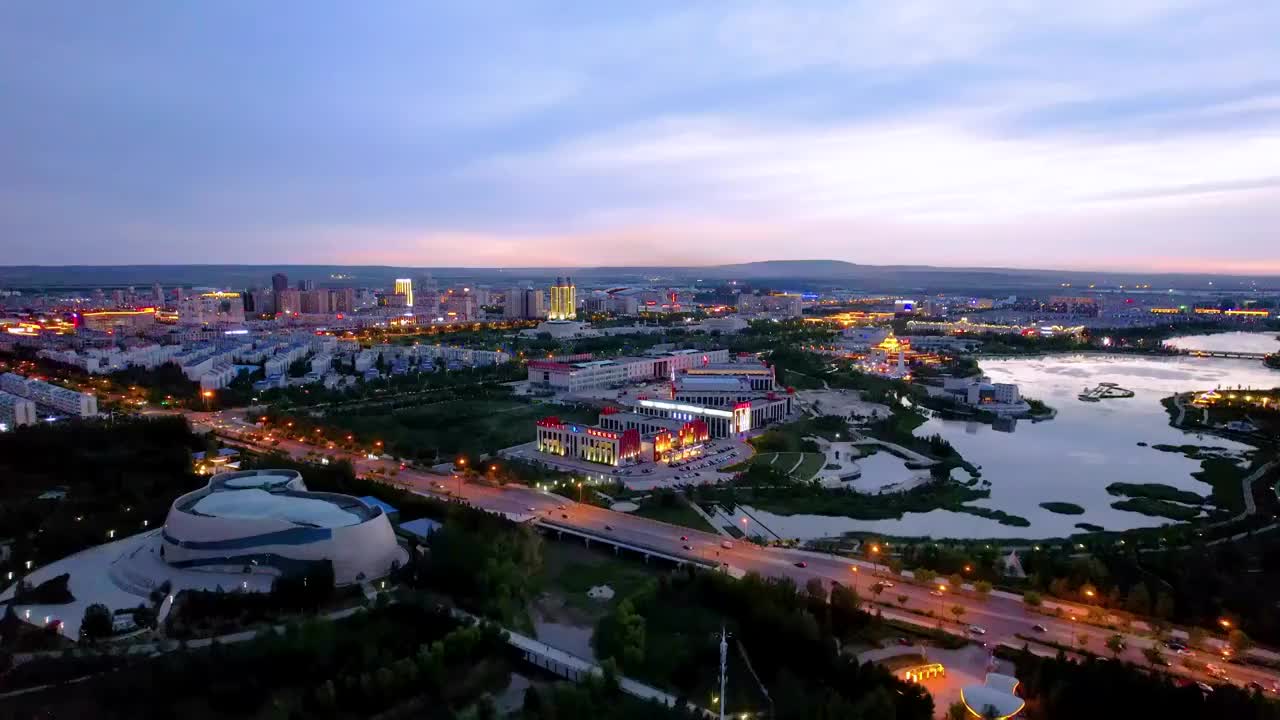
xmin=189 ymin=410 xmax=1280 ymax=695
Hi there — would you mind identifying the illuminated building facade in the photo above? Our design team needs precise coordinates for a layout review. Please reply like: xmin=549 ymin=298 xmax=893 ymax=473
xmin=536 ymin=416 xmax=642 ymax=466
xmin=394 ymin=278 xmax=414 ymax=308
xmin=79 ymin=308 xmax=157 ymax=334
xmin=631 ymin=396 xmax=789 ymax=438
xmin=177 ymin=292 xmax=246 ymax=325
xmin=549 ymin=277 xmax=577 ymax=321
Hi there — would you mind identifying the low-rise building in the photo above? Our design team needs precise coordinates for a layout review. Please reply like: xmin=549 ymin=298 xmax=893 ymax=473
xmin=526 ymin=349 xmax=731 ymax=392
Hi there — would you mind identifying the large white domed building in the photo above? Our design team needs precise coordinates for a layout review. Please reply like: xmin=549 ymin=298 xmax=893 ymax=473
xmin=161 ymin=469 xmax=406 ymax=586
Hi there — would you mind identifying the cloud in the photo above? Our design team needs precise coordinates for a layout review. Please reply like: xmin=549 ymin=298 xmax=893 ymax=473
xmin=1 ymin=1 xmax=1279 ymax=270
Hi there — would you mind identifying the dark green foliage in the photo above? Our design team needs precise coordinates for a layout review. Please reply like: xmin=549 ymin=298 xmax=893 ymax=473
xmin=1003 ymin=646 xmax=1280 ymax=720
xmin=597 ymin=569 xmax=933 ymax=720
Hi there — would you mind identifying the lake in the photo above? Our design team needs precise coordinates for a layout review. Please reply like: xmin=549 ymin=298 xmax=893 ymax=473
xmin=1165 ymin=331 xmax=1280 ymax=354
xmin=739 ymin=334 xmax=1280 ymax=541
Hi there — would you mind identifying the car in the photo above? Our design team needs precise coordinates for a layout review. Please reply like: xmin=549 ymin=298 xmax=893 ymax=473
xmin=721 ymin=540 xmax=734 ymax=549
xmin=561 ymin=513 xmax=569 ymax=519
xmin=557 ymin=505 xmax=567 ymax=510
xmin=1196 ymin=682 xmax=1215 ymax=694
xmin=683 ymin=544 xmax=694 ymax=551
xmin=680 ymin=535 xmax=689 ymax=541
xmin=1164 ymin=640 xmax=1188 ymax=651
xmin=794 ymin=561 xmax=808 ymax=568
xmin=930 ymin=590 xmax=943 ymax=597
xmin=1176 ymin=647 xmax=1193 ymax=656
xmin=968 ymin=626 xmax=987 ymax=635
xmin=879 ymin=581 xmax=895 ymax=588
xmin=1032 ymin=624 xmax=1048 ymax=633
xmin=896 ymin=637 xmax=913 ymax=646
xmin=604 ymin=525 xmax=613 ymax=531
xmin=1248 ymin=681 xmax=1266 ymax=693
xmin=526 ymin=506 xmax=536 ymax=511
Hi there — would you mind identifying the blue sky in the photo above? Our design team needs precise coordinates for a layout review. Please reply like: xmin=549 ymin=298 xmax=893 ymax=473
xmin=3 ymin=1 xmax=1279 ymax=272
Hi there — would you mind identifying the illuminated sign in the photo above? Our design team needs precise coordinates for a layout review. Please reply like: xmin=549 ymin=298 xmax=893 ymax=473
xmin=636 ymin=399 xmax=733 ymax=418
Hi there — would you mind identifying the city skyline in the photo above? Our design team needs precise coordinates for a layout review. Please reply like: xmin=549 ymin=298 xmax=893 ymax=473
xmin=3 ymin=2 xmax=1280 ymax=273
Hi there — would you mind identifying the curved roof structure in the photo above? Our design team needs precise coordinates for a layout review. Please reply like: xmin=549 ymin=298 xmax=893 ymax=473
xmin=190 ymin=489 xmax=362 ymax=528
xmin=960 ymin=686 xmax=1024 ymax=719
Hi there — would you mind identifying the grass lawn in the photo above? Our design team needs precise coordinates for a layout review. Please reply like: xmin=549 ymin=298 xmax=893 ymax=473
xmin=793 ymin=452 xmax=827 ymax=480
xmin=541 ymin=542 xmax=659 ymax=615
xmin=321 ymin=396 xmax=597 ymax=460
xmin=630 ymin=495 xmax=717 ymax=533
xmin=743 ymin=451 xmax=826 ymax=480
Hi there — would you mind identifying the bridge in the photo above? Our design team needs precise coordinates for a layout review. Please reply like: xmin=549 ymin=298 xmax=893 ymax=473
xmin=535 ymin=519 xmax=720 ymax=570
xmin=1177 ymin=349 xmax=1270 ymax=360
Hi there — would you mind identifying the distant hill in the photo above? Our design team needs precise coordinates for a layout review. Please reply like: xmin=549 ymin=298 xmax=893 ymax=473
xmin=0 ymin=261 xmax=1276 ymax=294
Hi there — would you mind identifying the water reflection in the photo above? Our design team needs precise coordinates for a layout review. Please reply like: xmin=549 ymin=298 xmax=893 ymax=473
xmin=747 ymin=336 xmax=1280 ymax=541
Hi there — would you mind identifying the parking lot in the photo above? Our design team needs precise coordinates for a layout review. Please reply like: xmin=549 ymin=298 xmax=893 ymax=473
xmin=499 ymin=435 xmax=754 ymax=490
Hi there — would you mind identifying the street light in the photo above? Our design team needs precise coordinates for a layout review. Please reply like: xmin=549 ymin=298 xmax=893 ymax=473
xmin=936 ymin=584 xmax=947 ymax=624
xmin=1219 ymin=618 xmax=1232 ymax=629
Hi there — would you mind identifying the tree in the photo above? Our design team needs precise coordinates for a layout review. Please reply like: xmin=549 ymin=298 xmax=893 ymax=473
xmin=1105 ymin=634 xmax=1125 ymax=657
xmin=81 ymin=603 xmax=113 ymax=643
xmin=594 ymin=600 xmax=646 ymax=669
xmin=949 ymin=574 xmax=964 ymax=592
xmin=1143 ymin=647 xmax=1166 ymax=667
xmin=1076 ymin=633 xmax=1089 ymax=650
xmin=946 ymin=701 xmax=970 ymax=720
xmin=1022 ymin=590 xmax=1042 ymax=607
xmin=1228 ymin=628 xmax=1254 ymax=654
xmin=870 ymin=582 xmax=886 ymax=601
xmin=914 ymin=568 xmax=936 ymax=585
xmin=973 ymin=580 xmax=992 ymax=602
xmin=949 ymin=605 xmax=966 ymax=625
xmin=1188 ymin=627 xmax=1207 ymax=650
xmin=897 ymin=594 xmax=909 ymax=608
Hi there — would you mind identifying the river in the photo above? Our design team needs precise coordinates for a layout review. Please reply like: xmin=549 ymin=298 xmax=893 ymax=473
xmin=740 ymin=333 xmax=1280 ymax=541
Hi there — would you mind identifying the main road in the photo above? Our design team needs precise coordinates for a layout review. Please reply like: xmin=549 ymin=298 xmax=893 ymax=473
xmin=186 ymin=409 xmax=1280 ymax=694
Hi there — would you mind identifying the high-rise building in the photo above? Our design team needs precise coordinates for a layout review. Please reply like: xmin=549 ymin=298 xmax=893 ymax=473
xmin=111 ymin=289 xmax=125 ymax=307
xmin=300 ymin=289 xmax=329 ymax=314
xmin=331 ymin=288 xmax=355 ymax=313
xmin=298 ymin=279 xmax=316 ymax=291
xmin=505 ymin=287 xmax=545 ymax=320
xmin=394 ymin=278 xmax=414 ymax=308
xmin=275 ymin=289 xmax=301 ymax=315
xmin=549 ymin=277 xmax=577 ymax=321
xmin=272 ymin=273 xmax=289 ymax=293
xmin=153 ymin=283 xmax=164 ymax=305
xmin=442 ymin=293 xmax=477 ymax=321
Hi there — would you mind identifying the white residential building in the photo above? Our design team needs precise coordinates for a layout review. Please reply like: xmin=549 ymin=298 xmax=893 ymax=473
xmin=199 ymin=363 xmax=239 ymax=391
xmin=0 ymin=390 xmax=37 ymax=429
xmin=0 ymin=372 xmax=98 ymax=417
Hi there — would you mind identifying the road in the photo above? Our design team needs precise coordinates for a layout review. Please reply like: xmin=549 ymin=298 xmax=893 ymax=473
xmin=185 ymin=409 xmax=1280 ymax=695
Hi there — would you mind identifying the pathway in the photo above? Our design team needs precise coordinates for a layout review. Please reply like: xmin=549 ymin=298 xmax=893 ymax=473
xmin=681 ymin=495 xmax=733 ymax=538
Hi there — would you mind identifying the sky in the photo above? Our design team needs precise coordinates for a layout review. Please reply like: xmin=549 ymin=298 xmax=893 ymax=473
xmin=3 ymin=1 xmax=1280 ymax=273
